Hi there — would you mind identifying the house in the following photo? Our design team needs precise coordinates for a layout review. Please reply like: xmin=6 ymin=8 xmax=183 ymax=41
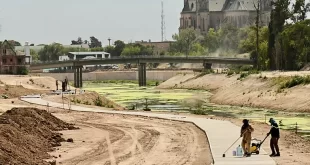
xmin=0 ymin=40 xmax=30 ymax=74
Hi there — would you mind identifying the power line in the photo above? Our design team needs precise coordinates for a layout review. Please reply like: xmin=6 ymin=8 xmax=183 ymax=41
xmin=161 ymin=0 xmax=166 ymax=42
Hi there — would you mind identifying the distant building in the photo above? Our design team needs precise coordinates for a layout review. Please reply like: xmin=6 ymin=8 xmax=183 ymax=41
xmin=66 ymin=52 xmax=111 ymax=61
xmin=135 ymin=40 xmax=174 ymax=55
xmin=180 ymin=0 xmax=273 ymax=34
xmin=0 ymin=40 xmax=30 ymax=74
xmin=15 ymin=44 xmax=90 ymax=53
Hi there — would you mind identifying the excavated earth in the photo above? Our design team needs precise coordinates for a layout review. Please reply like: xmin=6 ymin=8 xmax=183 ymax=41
xmin=0 ymin=108 xmax=77 ymax=165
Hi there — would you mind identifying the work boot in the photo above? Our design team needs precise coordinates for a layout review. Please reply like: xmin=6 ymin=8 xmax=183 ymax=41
xmin=269 ymin=153 xmax=276 ymax=157
xmin=274 ymin=153 xmax=280 ymax=157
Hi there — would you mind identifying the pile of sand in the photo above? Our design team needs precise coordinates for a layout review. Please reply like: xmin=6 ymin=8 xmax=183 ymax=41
xmin=0 ymin=108 xmax=77 ymax=165
xmin=0 ymin=85 xmax=45 ymax=99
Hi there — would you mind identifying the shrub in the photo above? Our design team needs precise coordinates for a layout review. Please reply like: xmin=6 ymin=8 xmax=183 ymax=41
xmin=17 ymin=66 xmax=29 ymax=75
xmin=93 ymin=96 xmax=103 ymax=106
xmin=83 ymin=100 xmax=91 ymax=105
xmin=279 ymin=75 xmax=310 ymax=89
xmin=190 ymin=109 xmax=206 ymax=115
xmin=227 ymin=70 xmax=234 ymax=76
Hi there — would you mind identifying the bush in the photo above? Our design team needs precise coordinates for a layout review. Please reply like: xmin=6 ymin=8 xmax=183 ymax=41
xmin=240 ymin=65 xmax=253 ymax=71
xmin=93 ymin=96 xmax=103 ymax=106
xmin=227 ymin=70 xmax=234 ymax=76
xmin=279 ymin=75 xmax=310 ymax=89
xmin=190 ymin=109 xmax=206 ymax=115
xmin=17 ymin=66 xmax=29 ymax=75
xmin=83 ymin=100 xmax=91 ymax=105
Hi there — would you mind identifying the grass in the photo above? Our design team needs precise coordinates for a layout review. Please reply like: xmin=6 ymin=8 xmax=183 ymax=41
xmin=277 ymin=76 xmax=310 ymax=89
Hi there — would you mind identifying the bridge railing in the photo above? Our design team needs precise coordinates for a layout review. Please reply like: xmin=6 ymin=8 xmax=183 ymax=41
xmin=30 ymin=55 xmax=253 ymax=65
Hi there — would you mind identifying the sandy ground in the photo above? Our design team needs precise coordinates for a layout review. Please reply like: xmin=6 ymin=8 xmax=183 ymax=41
xmin=158 ymin=72 xmax=310 ymax=113
xmin=0 ymin=75 xmax=74 ymax=91
xmin=47 ymin=111 xmax=212 ymax=165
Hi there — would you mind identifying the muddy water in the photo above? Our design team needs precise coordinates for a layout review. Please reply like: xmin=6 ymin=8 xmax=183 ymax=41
xmin=84 ymin=82 xmax=310 ymax=139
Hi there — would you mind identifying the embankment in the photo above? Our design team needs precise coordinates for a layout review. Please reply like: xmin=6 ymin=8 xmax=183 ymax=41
xmin=158 ymin=72 xmax=310 ymax=113
xmin=35 ymin=70 xmax=193 ymax=82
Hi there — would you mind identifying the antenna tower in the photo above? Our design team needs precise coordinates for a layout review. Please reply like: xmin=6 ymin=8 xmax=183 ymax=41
xmin=161 ymin=0 xmax=166 ymax=41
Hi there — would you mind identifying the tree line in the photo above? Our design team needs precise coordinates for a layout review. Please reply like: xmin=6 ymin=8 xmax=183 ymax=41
xmin=169 ymin=0 xmax=310 ymax=71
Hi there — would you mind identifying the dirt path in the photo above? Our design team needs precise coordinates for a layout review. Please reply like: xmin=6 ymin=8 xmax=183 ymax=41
xmin=49 ymin=112 xmax=212 ymax=165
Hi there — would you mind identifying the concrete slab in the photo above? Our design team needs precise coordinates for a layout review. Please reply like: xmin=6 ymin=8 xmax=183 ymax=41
xmin=21 ymin=98 xmax=276 ymax=165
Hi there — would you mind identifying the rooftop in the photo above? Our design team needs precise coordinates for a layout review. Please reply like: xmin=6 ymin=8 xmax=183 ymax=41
xmin=68 ymin=52 xmax=110 ymax=55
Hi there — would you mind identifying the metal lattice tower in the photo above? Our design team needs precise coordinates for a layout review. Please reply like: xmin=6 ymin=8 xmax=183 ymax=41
xmin=161 ymin=0 xmax=166 ymax=41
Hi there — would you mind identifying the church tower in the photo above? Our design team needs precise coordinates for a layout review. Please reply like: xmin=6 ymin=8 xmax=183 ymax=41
xmin=180 ymin=0 xmax=210 ymax=34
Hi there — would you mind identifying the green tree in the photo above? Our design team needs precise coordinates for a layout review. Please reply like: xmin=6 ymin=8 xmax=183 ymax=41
xmin=291 ymin=0 xmax=310 ymax=23
xmin=170 ymin=28 xmax=197 ymax=56
xmin=104 ymin=45 xmax=114 ymax=55
xmin=114 ymin=40 xmax=126 ymax=57
xmin=281 ymin=20 xmax=310 ymax=70
xmin=121 ymin=45 xmax=141 ymax=56
xmin=30 ymin=49 xmax=39 ymax=62
xmin=89 ymin=36 xmax=102 ymax=48
xmin=71 ymin=37 xmax=83 ymax=45
xmin=268 ymin=0 xmax=291 ymax=70
xmin=38 ymin=43 xmax=64 ymax=62
xmin=203 ymin=28 xmax=220 ymax=53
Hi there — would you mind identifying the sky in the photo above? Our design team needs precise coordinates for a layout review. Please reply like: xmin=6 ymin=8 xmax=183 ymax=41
xmin=0 ymin=0 xmax=183 ymax=46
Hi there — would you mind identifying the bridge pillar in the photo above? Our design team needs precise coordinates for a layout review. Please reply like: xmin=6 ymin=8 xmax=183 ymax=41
xmin=74 ymin=66 xmax=83 ymax=88
xmin=203 ymin=63 xmax=212 ymax=69
xmin=138 ymin=63 xmax=146 ymax=86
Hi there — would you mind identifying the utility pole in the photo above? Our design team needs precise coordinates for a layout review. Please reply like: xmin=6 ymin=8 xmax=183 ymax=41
xmin=108 ymin=38 xmax=111 ymax=46
xmin=161 ymin=0 xmax=166 ymax=42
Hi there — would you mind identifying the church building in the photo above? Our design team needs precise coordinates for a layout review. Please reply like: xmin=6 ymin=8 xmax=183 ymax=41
xmin=179 ymin=0 xmax=273 ymax=34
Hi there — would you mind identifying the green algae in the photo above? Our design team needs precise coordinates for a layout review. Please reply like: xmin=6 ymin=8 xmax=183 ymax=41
xmin=84 ymin=82 xmax=310 ymax=138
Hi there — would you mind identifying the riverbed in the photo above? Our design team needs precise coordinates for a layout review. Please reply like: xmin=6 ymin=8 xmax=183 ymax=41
xmin=84 ymin=82 xmax=310 ymax=139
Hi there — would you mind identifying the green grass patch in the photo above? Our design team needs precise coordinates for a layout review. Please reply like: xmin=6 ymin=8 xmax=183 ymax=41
xmin=276 ymin=76 xmax=310 ymax=89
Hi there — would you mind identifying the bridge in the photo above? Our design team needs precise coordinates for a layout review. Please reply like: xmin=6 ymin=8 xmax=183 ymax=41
xmin=29 ymin=56 xmax=254 ymax=87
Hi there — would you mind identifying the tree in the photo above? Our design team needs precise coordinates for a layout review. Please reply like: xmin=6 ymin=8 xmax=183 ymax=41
xmin=114 ymin=40 xmax=125 ymax=56
xmin=30 ymin=49 xmax=39 ymax=62
xmin=30 ymin=44 xmax=35 ymax=46
xmin=104 ymin=45 xmax=114 ymax=55
xmin=203 ymin=28 xmax=220 ymax=53
xmin=71 ymin=37 xmax=83 ymax=45
xmin=38 ymin=43 xmax=64 ymax=62
xmin=268 ymin=0 xmax=291 ymax=70
xmin=89 ymin=36 xmax=102 ymax=48
xmin=291 ymin=0 xmax=310 ymax=23
xmin=170 ymin=28 xmax=198 ymax=56
xmin=121 ymin=45 xmax=141 ymax=56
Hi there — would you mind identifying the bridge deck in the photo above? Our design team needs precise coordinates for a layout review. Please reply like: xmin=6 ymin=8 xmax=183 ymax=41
xmin=29 ymin=56 xmax=254 ymax=70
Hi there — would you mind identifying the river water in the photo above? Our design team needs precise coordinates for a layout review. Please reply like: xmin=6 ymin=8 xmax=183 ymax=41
xmin=84 ymin=82 xmax=310 ymax=139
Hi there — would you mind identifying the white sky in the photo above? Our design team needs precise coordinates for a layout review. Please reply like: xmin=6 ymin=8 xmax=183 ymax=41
xmin=0 ymin=0 xmax=183 ymax=46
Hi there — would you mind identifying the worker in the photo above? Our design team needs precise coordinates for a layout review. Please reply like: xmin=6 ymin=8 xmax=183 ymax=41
xmin=56 ymin=80 xmax=58 ymax=90
xmin=240 ymin=119 xmax=254 ymax=157
xmin=267 ymin=118 xmax=280 ymax=157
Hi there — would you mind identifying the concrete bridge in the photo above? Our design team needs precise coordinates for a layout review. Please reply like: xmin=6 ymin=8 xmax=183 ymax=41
xmin=29 ymin=56 xmax=254 ymax=87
